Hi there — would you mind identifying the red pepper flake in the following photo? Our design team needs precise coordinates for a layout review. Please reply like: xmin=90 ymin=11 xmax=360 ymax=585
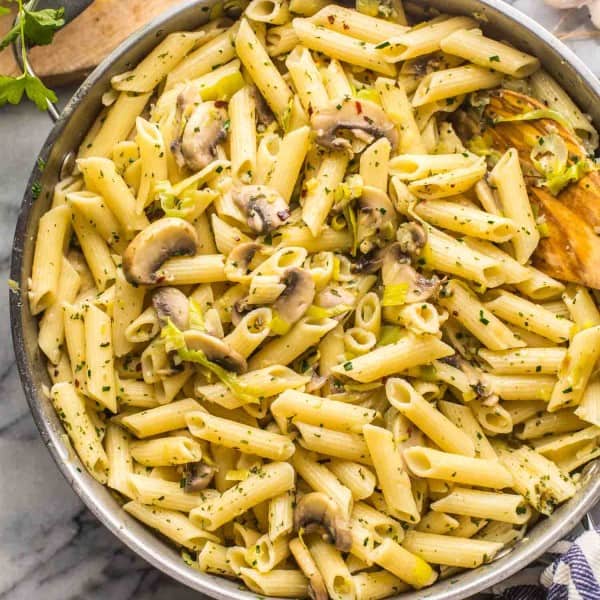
xmin=343 ymin=22 xmax=349 ymax=30
xmin=355 ymin=101 xmax=362 ymax=114
xmin=214 ymin=100 xmax=228 ymax=108
xmin=327 ymin=14 xmax=335 ymax=24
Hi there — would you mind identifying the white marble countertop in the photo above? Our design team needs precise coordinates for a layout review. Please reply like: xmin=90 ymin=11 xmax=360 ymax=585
xmin=1 ymin=2 xmax=599 ymax=599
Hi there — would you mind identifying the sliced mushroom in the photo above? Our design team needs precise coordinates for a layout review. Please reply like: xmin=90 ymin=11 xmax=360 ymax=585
xmin=289 ymin=538 xmax=328 ymax=600
xmin=181 ymin=461 xmax=216 ymax=492
xmin=294 ymin=492 xmax=352 ymax=552
xmin=250 ymin=85 xmax=275 ymax=130
xmin=357 ymin=186 xmax=398 ymax=253
xmin=382 ymin=243 xmax=440 ymax=304
xmin=352 ymin=249 xmax=384 ymax=274
xmin=315 ymin=286 xmax=356 ymax=309
xmin=152 ymin=287 xmax=190 ymax=330
xmin=173 ymin=99 xmax=228 ymax=172
xmin=224 ymin=242 xmax=265 ymax=283
xmin=232 ymin=185 xmax=290 ymax=234
xmin=183 ymin=329 xmax=247 ymax=374
xmin=395 ymin=221 xmax=428 ymax=258
xmin=311 ymin=98 xmax=398 ymax=153
xmin=273 ymin=268 xmax=315 ymax=325
xmin=123 ymin=217 xmax=198 ymax=285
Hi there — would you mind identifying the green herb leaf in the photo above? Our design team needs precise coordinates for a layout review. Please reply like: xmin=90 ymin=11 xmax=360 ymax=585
xmin=23 ymin=7 xmax=65 ymax=46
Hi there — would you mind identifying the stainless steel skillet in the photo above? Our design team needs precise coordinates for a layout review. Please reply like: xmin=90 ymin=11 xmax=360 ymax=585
xmin=9 ymin=1 xmax=600 ymax=598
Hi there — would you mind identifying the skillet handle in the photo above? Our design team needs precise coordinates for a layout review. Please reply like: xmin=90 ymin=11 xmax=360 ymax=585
xmin=11 ymin=0 xmax=94 ymax=122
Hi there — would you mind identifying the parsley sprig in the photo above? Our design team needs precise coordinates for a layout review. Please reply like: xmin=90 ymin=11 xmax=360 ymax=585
xmin=0 ymin=0 xmax=64 ymax=110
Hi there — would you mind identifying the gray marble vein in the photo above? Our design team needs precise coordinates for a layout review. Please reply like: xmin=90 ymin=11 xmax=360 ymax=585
xmin=0 ymin=3 xmax=599 ymax=599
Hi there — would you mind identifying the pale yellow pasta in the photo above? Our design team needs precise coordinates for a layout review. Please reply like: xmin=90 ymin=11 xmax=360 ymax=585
xmin=112 ymin=269 xmax=145 ymax=357
xmin=513 ymin=265 xmax=565 ymax=301
xmin=292 ymin=18 xmax=396 ymax=76
xmin=322 ymin=58 xmax=353 ymax=100
xmin=331 ymin=333 xmax=453 ymax=383
xmin=548 ymin=325 xmax=600 ymax=411
xmin=246 ymin=0 xmax=291 ymax=24
xmin=78 ymin=157 xmax=149 ymax=234
xmin=266 ymin=22 xmax=300 ymax=56
xmin=408 ymin=157 xmax=487 ymax=199
xmin=296 ymin=421 xmax=372 ymax=464
xmin=363 ymin=425 xmax=419 ymax=523
xmin=404 ymin=446 xmax=514 ymax=488
xmin=229 ymin=86 xmax=257 ymax=183
xmin=240 ymin=568 xmax=308 ymax=597
xmin=359 ymin=138 xmax=391 ymax=190
xmin=157 ymin=254 xmax=227 ymax=285
xmin=310 ymin=5 xmax=408 ymax=43
xmin=479 ymin=347 xmax=566 ymax=375
xmin=302 ymin=151 xmax=349 ymax=236
xmin=38 ymin=258 xmax=80 ymax=364
xmin=51 ymin=382 xmax=109 ymax=483
xmin=249 ymin=316 xmax=338 ymax=369
xmin=489 ymin=149 xmax=540 ymax=264
xmin=186 ymin=411 xmax=295 ymax=460
xmin=112 ymin=32 xmax=199 ymax=93
xmin=135 ymin=117 xmax=168 ymax=212
xmin=562 ymin=285 xmax=600 ymax=330
xmin=369 ymin=539 xmax=437 ymax=589
xmin=79 ymin=92 xmax=151 ymax=159
xmin=236 ymin=19 xmax=294 ymax=124
xmin=354 ymin=571 xmax=409 ymax=600
xmin=328 ymin=460 xmax=376 ymax=501
xmin=516 ymin=408 xmax=586 ymax=440
xmin=28 ymin=205 xmax=71 ymax=314
xmin=389 ymin=153 xmax=476 ymax=181
xmin=271 ymin=389 xmax=376 ymax=433
xmin=121 ymin=398 xmax=202 ymax=438
xmin=412 ymin=65 xmax=502 ymax=107
xmin=292 ymin=448 xmax=353 ymax=516
xmin=486 ymin=373 xmax=556 ymax=401
xmin=431 ymin=487 xmax=531 ymax=524
xmin=84 ymin=304 xmax=117 ymax=412
xmin=415 ymin=199 xmax=517 ymax=242
xmin=286 ymin=46 xmax=329 ymax=114
xmin=105 ymin=423 xmax=134 ymax=497
xmin=268 ymin=490 xmax=295 ymax=541
xmin=440 ymin=28 xmax=539 ymax=76
xmin=130 ymin=436 xmax=203 ymax=467
xmin=307 ymin=537 xmax=355 ymax=600
xmin=191 ymin=462 xmax=295 ymax=530
xmin=386 ymin=378 xmax=475 ymax=456
xmin=375 ymin=77 xmax=426 ymax=154
xmin=195 ymin=365 xmax=310 ymax=409
xmin=439 ymin=280 xmax=524 ymax=350
xmin=530 ymin=70 xmax=599 ymax=151
xmin=378 ymin=16 xmax=477 ymax=62
xmin=485 ymin=290 xmax=573 ymax=343
xmin=124 ymin=501 xmax=218 ymax=550
xmin=268 ymin=126 xmax=311 ymax=202
xmin=165 ymin=23 xmax=240 ymax=89
xmin=67 ymin=190 xmax=124 ymax=251
xmin=402 ymin=531 xmax=503 ymax=568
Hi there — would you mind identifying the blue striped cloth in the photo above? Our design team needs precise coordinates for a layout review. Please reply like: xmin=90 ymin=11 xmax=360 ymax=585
xmin=494 ymin=526 xmax=600 ymax=600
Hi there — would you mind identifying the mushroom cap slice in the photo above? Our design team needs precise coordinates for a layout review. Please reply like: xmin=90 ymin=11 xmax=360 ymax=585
xmin=311 ymin=98 xmax=398 ymax=153
xmin=272 ymin=267 xmax=316 ymax=325
xmin=122 ymin=217 xmax=198 ymax=285
xmin=175 ymin=100 xmax=228 ymax=172
xmin=396 ymin=221 xmax=428 ymax=258
xmin=357 ymin=186 xmax=399 ymax=253
xmin=181 ymin=461 xmax=216 ymax=492
xmin=294 ymin=492 xmax=352 ymax=552
xmin=183 ymin=329 xmax=247 ymax=374
xmin=152 ymin=287 xmax=190 ymax=330
xmin=382 ymin=243 xmax=440 ymax=304
xmin=232 ymin=185 xmax=291 ymax=234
